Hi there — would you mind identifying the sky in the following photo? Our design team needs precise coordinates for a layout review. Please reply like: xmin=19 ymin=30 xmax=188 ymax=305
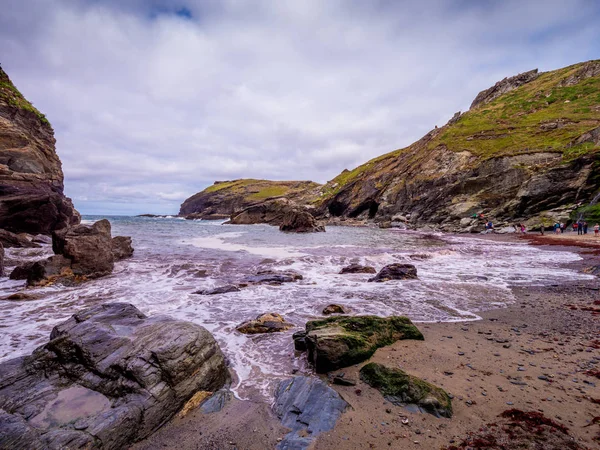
xmin=1 ymin=0 xmax=600 ymax=215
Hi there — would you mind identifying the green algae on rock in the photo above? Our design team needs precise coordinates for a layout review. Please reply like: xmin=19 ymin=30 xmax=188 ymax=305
xmin=295 ymin=315 xmax=424 ymax=373
xmin=360 ymin=362 xmax=453 ymax=418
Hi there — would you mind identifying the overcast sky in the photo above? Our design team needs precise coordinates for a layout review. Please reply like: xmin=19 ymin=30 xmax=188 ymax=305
xmin=1 ymin=0 xmax=599 ymax=215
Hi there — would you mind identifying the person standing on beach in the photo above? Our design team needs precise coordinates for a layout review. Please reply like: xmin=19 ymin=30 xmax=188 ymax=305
xmin=577 ymin=220 xmax=584 ymax=235
xmin=583 ymin=222 xmax=588 ymax=234
xmin=554 ymin=222 xmax=561 ymax=234
xmin=573 ymin=222 xmax=578 ymax=233
xmin=540 ymin=225 xmax=545 ymax=235
xmin=595 ymin=223 xmax=599 ymax=236
xmin=560 ymin=222 xmax=565 ymax=233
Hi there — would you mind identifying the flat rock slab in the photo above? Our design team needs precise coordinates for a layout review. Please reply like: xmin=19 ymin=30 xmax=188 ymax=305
xmin=243 ymin=270 xmax=303 ymax=285
xmin=273 ymin=376 xmax=348 ymax=450
xmin=0 ymin=303 xmax=229 ymax=450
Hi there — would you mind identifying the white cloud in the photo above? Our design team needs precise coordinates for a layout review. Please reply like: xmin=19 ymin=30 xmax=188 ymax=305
xmin=1 ymin=0 xmax=599 ymax=214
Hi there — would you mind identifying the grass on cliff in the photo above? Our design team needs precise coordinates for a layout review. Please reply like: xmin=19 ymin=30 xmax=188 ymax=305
xmin=0 ymin=70 xmax=49 ymax=125
xmin=430 ymin=61 xmax=600 ymax=160
xmin=203 ymin=179 xmax=318 ymax=202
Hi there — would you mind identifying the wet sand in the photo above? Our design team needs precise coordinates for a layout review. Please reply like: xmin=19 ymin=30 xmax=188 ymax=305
xmin=135 ymin=235 xmax=600 ymax=450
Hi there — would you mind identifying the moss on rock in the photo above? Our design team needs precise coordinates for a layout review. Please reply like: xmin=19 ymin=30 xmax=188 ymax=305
xmin=360 ymin=362 xmax=452 ymax=418
xmin=300 ymin=315 xmax=423 ymax=373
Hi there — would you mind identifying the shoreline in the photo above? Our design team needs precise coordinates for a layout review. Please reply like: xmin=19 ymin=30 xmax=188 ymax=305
xmin=134 ymin=233 xmax=600 ymax=450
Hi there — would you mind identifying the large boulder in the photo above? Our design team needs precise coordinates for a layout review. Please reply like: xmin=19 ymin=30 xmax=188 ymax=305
xmin=360 ymin=363 xmax=453 ymax=418
xmin=368 ymin=263 xmax=418 ymax=282
xmin=53 ymin=219 xmax=115 ymax=277
xmin=111 ymin=236 xmax=134 ymax=260
xmin=279 ymin=209 xmax=325 ymax=233
xmin=273 ymin=376 xmax=348 ymax=450
xmin=0 ymin=303 xmax=229 ymax=450
xmin=294 ymin=315 xmax=424 ymax=373
xmin=339 ymin=264 xmax=376 ymax=274
xmin=0 ymin=67 xmax=80 ymax=236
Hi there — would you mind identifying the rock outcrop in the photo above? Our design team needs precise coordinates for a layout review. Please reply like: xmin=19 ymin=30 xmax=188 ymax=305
xmin=229 ymin=198 xmax=325 ymax=232
xmin=0 ymin=228 xmax=40 ymax=248
xmin=0 ymin=303 xmax=229 ymax=450
xmin=242 ymin=269 xmax=303 ymax=285
xmin=12 ymin=219 xmax=133 ymax=285
xmin=0 ymin=67 xmax=79 ymax=235
xmin=179 ymin=179 xmax=320 ymax=219
xmin=273 ymin=376 xmax=348 ymax=450
xmin=294 ymin=316 xmax=424 ymax=373
xmin=315 ymin=60 xmax=600 ymax=230
xmin=360 ymin=363 xmax=453 ymax=418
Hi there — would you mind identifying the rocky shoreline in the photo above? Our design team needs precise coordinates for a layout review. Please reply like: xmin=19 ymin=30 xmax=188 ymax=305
xmin=128 ymin=235 xmax=600 ymax=450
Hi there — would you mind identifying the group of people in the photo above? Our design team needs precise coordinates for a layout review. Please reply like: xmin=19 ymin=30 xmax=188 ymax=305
xmin=552 ymin=221 xmax=600 ymax=236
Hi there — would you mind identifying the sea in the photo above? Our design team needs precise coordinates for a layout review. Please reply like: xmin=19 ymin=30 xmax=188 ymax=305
xmin=0 ymin=215 xmax=593 ymax=399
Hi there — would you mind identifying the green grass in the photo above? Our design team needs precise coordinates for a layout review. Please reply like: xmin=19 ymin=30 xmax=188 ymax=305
xmin=247 ymin=185 xmax=289 ymax=200
xmin=0 ymin=70 xmax=49 ymax=125
xmin=571 ymin=204 xmax=600 ymax=223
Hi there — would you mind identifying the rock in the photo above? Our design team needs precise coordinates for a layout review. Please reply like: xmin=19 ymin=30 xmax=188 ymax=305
xmin=26 ymin=255 xmax=72 ymax=285
xmin=199 ymin=389 xmax=233 ymax=414
xmin=293 ymin=331 xmax=308 ymax=351
xmin=0 ymin=242 xmax=4 ymax=276
xmin=31 ymin=234 xmax=52 ymax=244
xmin=112 ymin=236 xmax=134 ymax=260
xmin=193 ymin=284 xmax=241 ymax=295
xmin=52 ymin=219 xmax=115 ymax=278
xmin=3 ymin=292 xmax=40 ymax=301
xmin=322 ymin=304 xmax=346 ymax=315
xmin=243 ymin=269 xmax=303 ymax=285
xmin=0 ymin=303 xmax=228 ymax=450
xmin=0 ymin=229 xmax=40 ymax=248
xmin=9 ymin=261 xmax=35 ymax=280
xmin=331 ymin=375 xmax=356 ymax=386
xmin=279 ymin=209 xmax=325 ymax=233
xmin=273 ymin=376 xmax=348 ymax=450
xmin=0 ymin=67 xmax=80 ymax=235
xmin=368 ymin=263 xmax=418 ymax=282
xmin=339 ymin=264 xmax=376 ymax=274
xmin=297 ymin=315 xmax=424 ymax=373
xmin=470 ymin=69 xmax=539 ymax=109
xmin=359 ymin=363 xmax=453 ymax=418
xmin=236 ymin=313 xmax=294 ymax=334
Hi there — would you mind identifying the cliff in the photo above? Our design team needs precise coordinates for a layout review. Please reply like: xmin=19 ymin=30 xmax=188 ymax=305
xmin=316 ymin=60 xmax=600 ymax=230
xmin=0 ymin=66 xmax=79 ymax=234
xmin=179 ymin=179 xmax=321 ymax=219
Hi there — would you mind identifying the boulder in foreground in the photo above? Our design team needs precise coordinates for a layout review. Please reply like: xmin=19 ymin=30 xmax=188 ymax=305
xmin=360 ymin=362 xmax=453 ymax=418
xmin=295 ymin=315 xmax=424 ymax=373
xmin=0 ymin=303 xmax=229 ymax=450
xmin=368 ymin=263 xmax=418 ymax=282
xmin=273 ymin=376 xmax=348 ymax=450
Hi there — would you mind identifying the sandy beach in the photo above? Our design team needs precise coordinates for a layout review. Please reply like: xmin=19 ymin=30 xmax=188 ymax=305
xmin=134 ymin=234 xmax=600 ymax=450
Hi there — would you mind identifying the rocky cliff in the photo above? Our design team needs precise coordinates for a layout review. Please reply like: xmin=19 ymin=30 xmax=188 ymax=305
xmin=179 ymin=179 xmax=321 ymax=219
xmin=316 ymin=60 xmax=600 ymax=230
xmin=0 ymin=66 xmax=79 ymax=235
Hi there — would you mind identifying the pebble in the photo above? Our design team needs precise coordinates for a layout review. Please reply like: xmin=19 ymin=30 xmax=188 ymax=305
xmin=458 ymin=352 xmax=465 ymax=356
xmin=506 ymin=402 xmax=514 ymax=405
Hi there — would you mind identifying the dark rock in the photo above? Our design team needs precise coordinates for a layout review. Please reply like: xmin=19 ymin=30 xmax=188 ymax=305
xmin=0 ymin=242 xmax=4 ymax=276
xmin=112 ymin=236 xmax=134 ymax=260
xmin=339 ymin=264 xmax=376 ymax=274
xmin=199 ymin=389 xmax=233 ymax=414
xmin=26 ymin=255 xmax=72 ymax=285
xmin=322 ymin=304 xmax=346 ymax=315
xmin=193 ymin=284 xmax=241 ymax=295
xmin=279 ymin=209 xmax=325 ymax=233
xmin=293 ymin=331 xmax=308 ymax=351
xmin=0 ymin=303 xmax=228 ymax=450
xmin=236 ymin=313 xmax=294 ymax=334
xmin=9 ymin=261 xmax=35 ymax=280
xmin=360 ymin=362 xmax=453 ymax=418
xmin=0 ymin=229 xmax=39 ymax=248
xmin=243 ymin=269 xmax=303 ymax=285
xmin=299 ymin=315 xmax=424 ymax=373
xmin=368 ymin=263 xmax=418 ymax=282
xmin=52 ymin=219 xmax=116 ymax=278
xmin=3 ymin=292 xmax=40 ymax=301
xmin=0 ymin=67 xmax=80 ymax=236
xmin=273 ymin=376 xmax=348 ymax=450
xmin=331 ymin=375 xmax=356 ymax=386
xmin=31 ymin=234 xmax=52 ymax=245
xmin=470 ymin=69 xmax=539 ymax=109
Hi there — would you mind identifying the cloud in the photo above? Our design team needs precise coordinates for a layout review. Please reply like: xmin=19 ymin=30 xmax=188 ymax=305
xmin=1 ymin=0 xmax=599 ymax=214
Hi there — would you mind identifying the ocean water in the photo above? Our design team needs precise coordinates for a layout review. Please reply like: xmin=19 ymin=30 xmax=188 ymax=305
xmin=0 ymin=216 xmax=592 ymax=399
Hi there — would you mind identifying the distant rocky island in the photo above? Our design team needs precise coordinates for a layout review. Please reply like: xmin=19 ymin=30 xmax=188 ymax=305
xmin=180 ymin=60 xmax=600 ymax=232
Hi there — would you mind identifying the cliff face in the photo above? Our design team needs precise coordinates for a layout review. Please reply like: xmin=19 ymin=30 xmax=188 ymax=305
xmin=0 ymin=67 xmax=79 ymax=234
xmin=179 ymin=179 xmax=321 ymax=219
xmin=316 ymin=60 xmax=600 ymax=230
